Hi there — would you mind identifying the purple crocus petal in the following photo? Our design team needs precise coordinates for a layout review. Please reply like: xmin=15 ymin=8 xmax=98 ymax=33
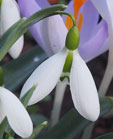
xmin=88 ymin=38 xmax=109 ymax=62
xmin=40 ymin=15 xmax=68 ymax=56
xmin=36 ymin=0 xmax=50 ymax=8
xmin=91 ymin=0 xmax=112 ymax=24
xmin=18 ymin=0 xmax=40 ymax=17
xmin=18 ymin=0 xmax=47 ymax=54
xmin=62 ymin=1 xmax=74 ymax=22
xmin=79 ymin=20 xmax=108 ymax=61
xmin=78 ymin=1 xmax=99 ymax=44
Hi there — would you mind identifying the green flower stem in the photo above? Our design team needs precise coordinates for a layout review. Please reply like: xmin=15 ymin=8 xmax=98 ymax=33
xmin=82 ymin=123 xmax=95 ymax=139
xmin=54 ymin=11 xmax=76 ymax=26
xmin=98 ymin=63 xmax=113 ymax=97
xmin=50 ymin=82 xmax=67 ymax=127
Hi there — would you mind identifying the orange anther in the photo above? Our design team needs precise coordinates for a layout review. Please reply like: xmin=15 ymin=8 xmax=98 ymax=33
xmin=73 ymin=0 xmax=87 ymax=20
xmin=65 ymin=16 xmax=73 ymax=30
xmin=77 ymin=13 xmax=83 ymax=31
xmin=65 ymin=0 xmax=87 ymax=30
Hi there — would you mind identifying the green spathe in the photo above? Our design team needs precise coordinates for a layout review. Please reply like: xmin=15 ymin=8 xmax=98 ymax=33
xmin=66 ymin=26 xmax=80 ymax=50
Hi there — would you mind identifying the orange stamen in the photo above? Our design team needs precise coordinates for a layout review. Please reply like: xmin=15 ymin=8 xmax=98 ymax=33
xmin=65 ymin=0 xmax=87 ymax=30
xmin=73 ymin=0 xmax=87 ymax=20
xmin=65 ymin=16 xmax=73 ymax=30
xmin=77 ymin=13 xmax=83 ymax=31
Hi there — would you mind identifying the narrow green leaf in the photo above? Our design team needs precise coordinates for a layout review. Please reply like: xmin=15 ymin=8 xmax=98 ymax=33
xmin=39 ymin=97 xmax=113 ymax=139
xmin=0 ymin=117 xmax=8 ymax=139
xmin=95 ymin=132 xmax=113 ymax=139
xmin=3 ymin=46 xmax=47 ymax=91
xmin=21 ymin=85 xmax=37 ymax=107
xmin=31 ymin=114 xmax=48 ymax=126
xmin=3 ymin=131 xmax=14 ymax=139
xmin=59 ymin=0 xmax=69 ymax=4
xmin=0 ymin=4 xmax=67 ymax=60
xmin=27 ymin=121 xmax=48 ymax=139
xmin=0 ymin=66 xmax=4 ymax=86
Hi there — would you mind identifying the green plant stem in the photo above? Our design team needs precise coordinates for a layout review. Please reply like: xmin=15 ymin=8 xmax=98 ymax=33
xmin=54 ymin=11 xmax=76 ymax=26
xmin=27 ymin=121 xmax=47 ymax=139
xmin=50 ymin=82 xmax=67 ymax=127
xmin=99 ymin=63 xmax=113 ymax=97
xmin=82 ymin=123 xmax=95 ymax=139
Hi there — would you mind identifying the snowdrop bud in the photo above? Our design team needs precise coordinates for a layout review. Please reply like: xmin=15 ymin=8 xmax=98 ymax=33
xmin=1 ymin=0 xmax=24 ymax=59
xmin=66 ymin=26 xmax=80 ymax=50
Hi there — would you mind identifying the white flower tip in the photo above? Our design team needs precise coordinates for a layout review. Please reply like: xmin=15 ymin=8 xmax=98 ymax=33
xmin=20 ymin=123 xmax=33 ymax=138
xmin=85 ymin=107 xmax=100 ymax=122
xmin=75 ymin=99 xmax=100 ymax=122
xmin=9 ymin=36 xmax=24 ymax=59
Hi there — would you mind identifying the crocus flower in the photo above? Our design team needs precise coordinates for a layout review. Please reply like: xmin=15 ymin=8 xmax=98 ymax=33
xmin=1 ymin=0 xmax=24 ymax=59
xmin=18 ymin=0 xmax=108 ymax=62
xmin=20 ymin=26 xmax=100 ymax=121
xmin=0 ymin=87 xmax=33 ymax=138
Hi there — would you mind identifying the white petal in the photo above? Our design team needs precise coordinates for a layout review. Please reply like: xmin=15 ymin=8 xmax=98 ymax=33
xmin=40 ymin=15 xmax=68 ymax=56
xmin=91 ymin=0 xmax=113 ymax=40
xmin=1 ymin=0 xmax=24 ymax=59
xmin=20 ymin=49 xmax=67 ymax=105
xmin=0 ymin=87 xmax=33 ymax=138
xmin=70 ymin=50 xmax=100 ymax=121
xmin=91 ymin=0 xmax=113 ymax=24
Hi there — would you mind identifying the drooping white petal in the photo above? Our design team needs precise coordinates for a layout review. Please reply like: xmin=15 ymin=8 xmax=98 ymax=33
xmin=1 ymin=0 xmax=24 ymax=59
xmin=70 ymin=50 xmax=100 ymax=121
xmin=20 ymin=49 xmax=67 ymax=105
xmin=0 ymin=87 xmax=33 ymax=138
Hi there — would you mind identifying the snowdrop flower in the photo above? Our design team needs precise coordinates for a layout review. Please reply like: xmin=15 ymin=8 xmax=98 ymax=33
xmin=0 ymin=87 xmax=33 ymax=138
xmin=18 ymin=0 xmax=108 ymax=61
xmin=1 ymin=0 xmax=24 ymax=59
xmin=20 ymin=26 xmax=100 ymax=121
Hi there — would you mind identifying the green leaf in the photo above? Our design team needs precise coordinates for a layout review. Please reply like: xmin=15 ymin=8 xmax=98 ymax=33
xmin=39 ymin=97 xmax=113 ymax=139
xmin=3 ymin=46 xmax=47 ymax=91
xmin=0 ymin=66 xmax=4 ymax=86
xmin=0 ymin=4 xmax=67 ymax=61
xmin=0 ymin=117 xmax=8 ymax=139
xmin=3 ymin=131 xmax=14 ymax=139
xmin=59 ymin=0 xmax=69 ymax=4
xmin=21 ymin=85 xmax=37 ymax=107
xmin=27 ymin=121 xmax=48 ymax=139
xmin=95 ymin=132 xmax=113 ymax=139
xmin=31 ymin=114 xmax=48 ymax=126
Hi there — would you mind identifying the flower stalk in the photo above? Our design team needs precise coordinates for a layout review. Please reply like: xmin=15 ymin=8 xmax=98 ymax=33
xmin=50 ymin=82 xmax=67 ymax=127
